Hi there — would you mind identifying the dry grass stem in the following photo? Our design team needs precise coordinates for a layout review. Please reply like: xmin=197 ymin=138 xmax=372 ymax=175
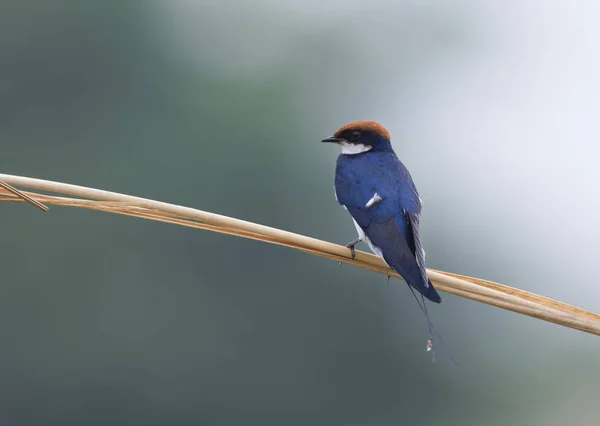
xmin=1 ymin=173 xmax=598 ymax=337
xmin=0 ymin=180 xmax=48 ymax=211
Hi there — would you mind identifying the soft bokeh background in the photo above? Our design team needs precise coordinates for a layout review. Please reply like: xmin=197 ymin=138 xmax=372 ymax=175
xmin=2 ymin=0 xmax=600 ymax=424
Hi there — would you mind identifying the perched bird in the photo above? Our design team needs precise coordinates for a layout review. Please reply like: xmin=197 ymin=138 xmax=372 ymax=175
xmin=322 ymin=121 xmax=441 ymax=304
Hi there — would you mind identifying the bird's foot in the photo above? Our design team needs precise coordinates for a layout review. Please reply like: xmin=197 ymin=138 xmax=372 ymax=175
xmin=338 ymin=238 xmax=362 ymax=265
xmin=345 ymin=238 xmax=361 ymax=259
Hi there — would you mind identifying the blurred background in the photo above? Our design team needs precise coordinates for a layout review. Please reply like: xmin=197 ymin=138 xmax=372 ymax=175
xmin=1 ymin=0 xmax=600 ymax=424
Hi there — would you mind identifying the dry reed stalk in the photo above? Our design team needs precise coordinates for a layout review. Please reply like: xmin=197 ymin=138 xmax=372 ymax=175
xmin=0 ymin=173 xmax=598 ymax=336
xmin=0 ymin=180 xmax=48 ymax=211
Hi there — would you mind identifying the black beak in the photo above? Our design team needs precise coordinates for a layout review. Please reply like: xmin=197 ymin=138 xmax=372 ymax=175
xmin=321 ymin=137 xmax=345 ymax=143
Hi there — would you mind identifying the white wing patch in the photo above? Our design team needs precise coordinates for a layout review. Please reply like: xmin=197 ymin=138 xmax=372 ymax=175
xmin=365 ymin=192 xmax=383 ymax=208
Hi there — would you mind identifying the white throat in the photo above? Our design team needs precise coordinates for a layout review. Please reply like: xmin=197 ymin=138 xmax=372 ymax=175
xmin=340 ymin=142 xmax=372 ymax=155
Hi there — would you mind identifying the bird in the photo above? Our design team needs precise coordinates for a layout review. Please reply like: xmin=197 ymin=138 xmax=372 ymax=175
xmin=321 ymin=120 xmax=441 ymax=304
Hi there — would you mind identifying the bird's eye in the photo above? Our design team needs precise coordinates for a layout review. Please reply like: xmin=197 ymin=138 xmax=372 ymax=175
xmin=351 ymin=131 xmax=361 ymax=141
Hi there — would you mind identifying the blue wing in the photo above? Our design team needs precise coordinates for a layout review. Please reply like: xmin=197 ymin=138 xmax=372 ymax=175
xmin=346 ymin=205 xmax=441 ymax=304
xmin=335 ymin=153 xmax=441 ymax=303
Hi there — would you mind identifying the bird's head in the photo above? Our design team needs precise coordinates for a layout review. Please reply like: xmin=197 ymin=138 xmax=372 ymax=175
xmin=321 ymin=121 xmax=392 ymax=155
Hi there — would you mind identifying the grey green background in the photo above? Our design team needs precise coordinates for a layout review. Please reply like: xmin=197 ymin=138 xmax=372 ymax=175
xmin=1 ymin=1 xmax=599 ymax=425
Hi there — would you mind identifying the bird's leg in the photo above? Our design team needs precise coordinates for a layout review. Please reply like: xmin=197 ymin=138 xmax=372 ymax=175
xmin=345 ymin=238 xmax=362 ymax=259
xmin=338 ymin=238 xmax=362 ymax=266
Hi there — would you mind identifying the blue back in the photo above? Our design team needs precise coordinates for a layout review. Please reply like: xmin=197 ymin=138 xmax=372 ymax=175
xmin=335 ymin=149 xmax=420 ymax=248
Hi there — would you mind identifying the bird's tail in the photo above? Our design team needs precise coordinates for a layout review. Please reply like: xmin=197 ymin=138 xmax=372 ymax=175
xmin=405 ymin=283 xmax=457 ymax=365
xmin=423 ymin=279 xmax=442 ymax=304
xmin=407 ymin=277 xmax=441 ymax=304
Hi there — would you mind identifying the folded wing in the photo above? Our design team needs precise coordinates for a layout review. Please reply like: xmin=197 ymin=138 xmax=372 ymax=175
xmin=345 ymin=205 xmax=441 ymax=304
